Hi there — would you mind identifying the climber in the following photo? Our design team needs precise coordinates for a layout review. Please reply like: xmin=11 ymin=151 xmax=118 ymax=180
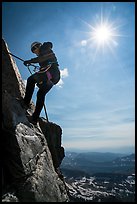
xmin=23 ymin=41 xmax=60 ymax=125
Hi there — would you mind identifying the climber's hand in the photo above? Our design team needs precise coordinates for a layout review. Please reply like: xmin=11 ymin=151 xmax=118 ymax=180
xmin=23 ymin=60 xmax=32 ymax=66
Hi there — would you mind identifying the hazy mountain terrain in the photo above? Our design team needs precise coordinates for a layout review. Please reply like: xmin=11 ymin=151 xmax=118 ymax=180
xmin=61 ymin=151 xmax=135 ymax=202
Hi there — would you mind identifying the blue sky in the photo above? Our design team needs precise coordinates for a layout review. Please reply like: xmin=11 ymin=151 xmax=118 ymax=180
xmin=2 ymin=2 xmax=135 ymax=153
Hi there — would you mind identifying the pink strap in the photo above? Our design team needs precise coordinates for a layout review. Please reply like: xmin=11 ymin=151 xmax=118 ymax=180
xmin=46 ymin=71 xmax=52 ymax=80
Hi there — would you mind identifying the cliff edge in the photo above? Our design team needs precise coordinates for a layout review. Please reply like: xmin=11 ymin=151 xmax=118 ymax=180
xmin=2 ymin=39 xmax=69 ymax=202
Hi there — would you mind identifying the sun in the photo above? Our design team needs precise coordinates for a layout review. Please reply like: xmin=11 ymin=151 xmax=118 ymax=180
xmin=90 ymin=21 xmax=118 ymax=48
xmin=92 ymin=24 xmax=113 ymax=44
xmin=80 ymin=10 xmax=121 ymax=54
xmin=80 ymin=10 xmax=124 ymax=61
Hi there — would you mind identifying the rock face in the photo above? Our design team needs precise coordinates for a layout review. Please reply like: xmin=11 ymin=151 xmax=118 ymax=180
xmin=2 ymin=39 xmax=69 ymax=202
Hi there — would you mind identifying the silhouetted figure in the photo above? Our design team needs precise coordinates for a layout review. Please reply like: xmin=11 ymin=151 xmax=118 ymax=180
xmin=23 ymin=41 xmax=60 ymax=125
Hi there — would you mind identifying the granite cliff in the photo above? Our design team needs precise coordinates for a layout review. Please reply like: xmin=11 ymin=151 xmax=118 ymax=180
xmin=2 ymin=39 xmax=69 ymax=202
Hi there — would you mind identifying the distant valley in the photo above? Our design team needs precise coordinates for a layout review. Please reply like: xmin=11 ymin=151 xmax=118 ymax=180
xmin=61 ymin=151 xmax=135 ymax=202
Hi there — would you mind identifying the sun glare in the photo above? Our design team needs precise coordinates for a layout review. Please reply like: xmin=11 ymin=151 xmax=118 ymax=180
xmin=90 ymin=21 xmax=117 ymax=48
xmin=80 ymin=9 xmax=125 ymax=60
xmin=93 ymin=24 xmax=112 ymax=44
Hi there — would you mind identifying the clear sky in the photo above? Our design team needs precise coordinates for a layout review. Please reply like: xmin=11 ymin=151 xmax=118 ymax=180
xmin=2 ymin=2 xmax=135 ymax=153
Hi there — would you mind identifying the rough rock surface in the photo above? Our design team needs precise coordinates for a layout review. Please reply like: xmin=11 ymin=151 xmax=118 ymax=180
xmin=2 ymin=39 xmax=69 ymax=202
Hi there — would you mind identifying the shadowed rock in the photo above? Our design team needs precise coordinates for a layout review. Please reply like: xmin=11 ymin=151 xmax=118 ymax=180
xmin=2 ymin=38 xmax=69 ymax=202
